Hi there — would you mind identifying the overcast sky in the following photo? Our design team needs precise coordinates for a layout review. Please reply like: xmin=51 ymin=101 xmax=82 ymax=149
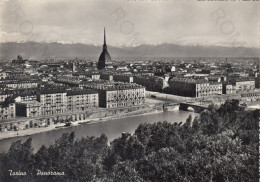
xmin=0 ymin=0 xmax=258 ymax=47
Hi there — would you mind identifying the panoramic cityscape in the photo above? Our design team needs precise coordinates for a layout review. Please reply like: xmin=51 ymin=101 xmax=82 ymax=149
xmin=0 ymin=28 xmax=259 ymax=136
xmin=0 ymin=0 xmax=259 ymax=181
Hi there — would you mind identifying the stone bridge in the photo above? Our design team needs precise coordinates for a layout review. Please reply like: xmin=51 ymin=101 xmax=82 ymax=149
xmin=179 ymin=102 xmax=208 ymax=113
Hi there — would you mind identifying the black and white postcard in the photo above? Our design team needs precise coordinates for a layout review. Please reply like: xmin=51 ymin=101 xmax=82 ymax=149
xmin=0 ymin=0 xmax=259 ymax=181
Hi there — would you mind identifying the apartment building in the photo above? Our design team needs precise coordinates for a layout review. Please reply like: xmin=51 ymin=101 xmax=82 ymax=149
xmin=0 ymin=102 xmax=15 ymax=120
xmin=67 ymin=90 xmax=98 ymax=112
xmin=168 ymin=77 xmax=222 ymax=97
xmin=38 ymin=89 xmax=67 ymax=115
xmin=83 ymin=81 xmax=145 ymax=108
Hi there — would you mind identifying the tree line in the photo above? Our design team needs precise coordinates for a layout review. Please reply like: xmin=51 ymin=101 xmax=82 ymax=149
xmin=0 ymin=100 xmax=258 ymax=182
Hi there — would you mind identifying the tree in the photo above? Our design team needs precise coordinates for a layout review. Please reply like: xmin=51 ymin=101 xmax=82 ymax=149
xmin=0 ymin=100 xmax=258 ymax=181
xmin=1 ymin=138 xmax=34 ymax=182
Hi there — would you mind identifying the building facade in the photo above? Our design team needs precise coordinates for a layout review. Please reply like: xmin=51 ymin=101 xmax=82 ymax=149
xmin=67 ymin=90 xmax=99 ymax=112
xmin=113 ymin=74 xmax=133 ymax=83
xmin=133 ymin=76 xmax=168 ymax=92
xmin=83 ymin=81 xmax=145 ymax=108
xmin=168 ymin=78 xmax=222 ymax=98
xmin=222 ymin=83 xmax=236 ymax=94
xmin=104 ymin=87 xmax=145 ymax=108
xmin=38 ymin=89 xmax=67 ymax=116
xmin=16 ymin=101 xmax=41 ymax=118
xmin=0 ymin=102 xmax=15 ymax=120
xmin=230 ymin=79 xmax=255 ymax=93
xmin=1 ymin=80 xmax=39 ymax=89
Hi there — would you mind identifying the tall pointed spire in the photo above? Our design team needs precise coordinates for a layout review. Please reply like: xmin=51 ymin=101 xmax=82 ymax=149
xmin=103 ymin=27 xmax=107 ymax=50
xmin=98 ymin=27 xmax=111 ymax=70
xmin=104 ymin=27 xmax=106 ymax=44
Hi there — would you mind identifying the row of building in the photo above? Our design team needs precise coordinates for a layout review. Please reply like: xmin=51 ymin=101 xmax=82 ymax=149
xmin=0 ymin=81 xmax=145 ymax=120
xmin=167 ymin=77 xmax=256 ymax=98
xmin=84 ymin=72 xmax=256 ymax=97
xmin=54 ymin=70 xmax=257 ymax=98
xmin=0 ymin=65 xmax=258 ymax=99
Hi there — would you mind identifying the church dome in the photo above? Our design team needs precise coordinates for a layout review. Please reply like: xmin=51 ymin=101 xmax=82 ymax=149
xmin=98 ymin=49 xmax=111 ymax=69
xmin=97 ymin=28 xmax=111 ymax=70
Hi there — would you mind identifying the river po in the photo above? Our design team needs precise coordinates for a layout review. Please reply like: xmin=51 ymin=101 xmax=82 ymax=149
xmin=0 ymin=110 xmax=198 ymax=153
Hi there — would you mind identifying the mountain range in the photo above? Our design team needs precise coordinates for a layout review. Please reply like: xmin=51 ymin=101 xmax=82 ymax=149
xmin=0 ymin=42 xmax=259 ymax=60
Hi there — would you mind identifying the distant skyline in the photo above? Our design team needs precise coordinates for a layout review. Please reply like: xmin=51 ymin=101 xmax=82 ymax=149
xmin=0 ymin=0 xmax=259 ymax=47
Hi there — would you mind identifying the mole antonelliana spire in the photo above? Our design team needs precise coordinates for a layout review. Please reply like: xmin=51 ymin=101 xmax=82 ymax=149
xmin=97 ymin=27 xmax=111 ymax=70
xmin=104 ymin=27 xmax=106 ymax=44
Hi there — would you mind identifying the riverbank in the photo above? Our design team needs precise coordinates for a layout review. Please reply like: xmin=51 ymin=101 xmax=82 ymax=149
xmin=0 ymin=110 xmax=199 ymax=153
xmin=0 ymin=108 xmax=164 ymax=141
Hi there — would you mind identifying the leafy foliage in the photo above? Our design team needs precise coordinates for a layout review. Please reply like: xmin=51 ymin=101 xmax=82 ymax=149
xmin=0 ymin=100 xmax=258 ymax=182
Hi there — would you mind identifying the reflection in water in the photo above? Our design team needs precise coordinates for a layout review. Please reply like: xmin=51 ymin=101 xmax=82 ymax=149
xmin=0 ymin=111 xmax=198 ymax=153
